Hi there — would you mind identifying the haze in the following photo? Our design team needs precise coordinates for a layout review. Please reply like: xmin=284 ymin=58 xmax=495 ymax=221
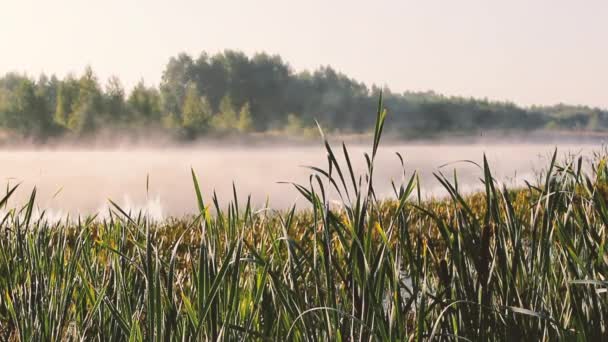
xmin=1 ymin=0 xmax=607 ymax=108
xmin=0 ymin=143 xmax=599 ymax=220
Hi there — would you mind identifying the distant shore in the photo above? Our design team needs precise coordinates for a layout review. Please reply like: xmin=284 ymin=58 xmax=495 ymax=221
xmin=1 ymin=128 xmax=606 ymax=150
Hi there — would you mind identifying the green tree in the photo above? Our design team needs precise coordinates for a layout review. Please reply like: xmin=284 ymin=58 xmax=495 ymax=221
xmin=160 ymin=53 xmax=194 ymax=127
xmin=54 ymin=88 xmax=68 ymax=126
xmin=1 ymin=78 xmax=52 ymax=137
xmin=237 ymin=102 xmax=253 ymax=133
xmin=104 ymin=76 xmax=126 ymax=124
xmin=54 ymin=76 xmax=79 ymax=127
xmin=68 ymin=67 xmax=102 ymax=133
xmin=36 ymin=74 xmax=58 ymax=116
xmin=128 ymin=81 xmax=162 ymax=126
xmin=182 ymin=83 xmax=212 ymax=133
xmin=211 ymin=95 xmax=238 ymax=132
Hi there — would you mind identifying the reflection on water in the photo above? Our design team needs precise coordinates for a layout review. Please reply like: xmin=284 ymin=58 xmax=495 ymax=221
xmin=0 ymin=142 xmax=600 ymax=219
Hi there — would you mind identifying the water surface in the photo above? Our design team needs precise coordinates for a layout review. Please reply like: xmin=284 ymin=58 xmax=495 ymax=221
xmin=0 ymin=142 xmax=600 ymax=220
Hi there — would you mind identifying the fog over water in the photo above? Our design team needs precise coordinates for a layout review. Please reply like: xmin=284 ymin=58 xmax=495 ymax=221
xmin=0 ymin=142 xmax=602 ymax=220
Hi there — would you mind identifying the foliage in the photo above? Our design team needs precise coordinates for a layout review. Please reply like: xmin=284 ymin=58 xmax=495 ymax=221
xmin=236 ymin=102 xmax=253 ymax=133
xmin=127 ymin=81 xmax=162 ymax=126
xmin=284 ymin=113 xmax=318 ymax=137
xmin=1 ymin=51 xmax=608 ymax=142
xmin=181 ymin=83 xmax=212 ymax=134
xmin=210 ymin=95 xmax=239 ymax=133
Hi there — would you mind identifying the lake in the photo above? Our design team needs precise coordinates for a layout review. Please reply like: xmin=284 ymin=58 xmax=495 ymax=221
xmin=0 ymin=142 xmax=602 ymax=220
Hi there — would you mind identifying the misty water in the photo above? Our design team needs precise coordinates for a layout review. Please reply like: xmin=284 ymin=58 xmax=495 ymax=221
xmin=0 ymin=142 xmax=602 ymax=221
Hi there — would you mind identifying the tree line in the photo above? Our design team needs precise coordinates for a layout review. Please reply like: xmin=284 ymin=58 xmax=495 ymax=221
xmin=1 ymin=50 xmax=607 ymax=142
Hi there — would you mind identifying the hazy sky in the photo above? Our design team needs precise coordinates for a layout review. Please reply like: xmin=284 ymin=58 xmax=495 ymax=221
xmin=1 ymin=0 xmax=606 ymax=108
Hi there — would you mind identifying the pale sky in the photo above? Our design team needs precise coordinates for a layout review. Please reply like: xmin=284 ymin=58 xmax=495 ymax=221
xmin=1 ymin=0 xmax=606 ymax=108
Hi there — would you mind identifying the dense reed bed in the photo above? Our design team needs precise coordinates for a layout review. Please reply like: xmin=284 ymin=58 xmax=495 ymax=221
xmin=1 ymin=97 xmax=607 ymax=341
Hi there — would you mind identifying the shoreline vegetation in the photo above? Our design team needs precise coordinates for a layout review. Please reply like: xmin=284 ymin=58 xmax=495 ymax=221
xmin=2 ymin=50 xmax=608 ymax=145
xmin=1 ymin=96 xmax=608 ymax=340
xmin=0 ymin=128 xmax=606 ymax=150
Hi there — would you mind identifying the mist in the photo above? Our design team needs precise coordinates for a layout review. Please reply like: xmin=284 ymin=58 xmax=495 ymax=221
xmin=0 ymin=139 xmax=601 ymax=221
